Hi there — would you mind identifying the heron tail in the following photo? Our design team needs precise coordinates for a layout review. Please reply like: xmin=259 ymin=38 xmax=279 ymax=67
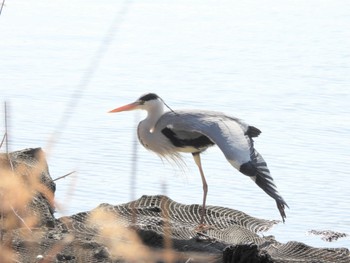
xmin=239 ymin=148 xmax=289 ymax=222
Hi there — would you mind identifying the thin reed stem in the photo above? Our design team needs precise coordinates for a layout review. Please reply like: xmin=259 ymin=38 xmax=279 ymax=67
xmin=53 ymin=171 xmax=76 ymax=181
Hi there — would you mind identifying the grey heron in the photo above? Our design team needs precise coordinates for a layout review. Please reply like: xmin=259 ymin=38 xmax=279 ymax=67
xmin=109 ymin=93 xmax=288 ymax=225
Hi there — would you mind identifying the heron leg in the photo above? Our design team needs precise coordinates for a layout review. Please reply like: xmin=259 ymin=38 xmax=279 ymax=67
xmin=192 ymin=152 xmax=208 ymax=225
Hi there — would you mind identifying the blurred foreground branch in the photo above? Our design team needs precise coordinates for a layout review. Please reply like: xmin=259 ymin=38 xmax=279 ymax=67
xmin=0 ymin=0 xmax=5 ymax=16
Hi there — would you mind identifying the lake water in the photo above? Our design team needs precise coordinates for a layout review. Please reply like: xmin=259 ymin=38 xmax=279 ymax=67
xmin=1 ymin=0 xmax=349 ymax=249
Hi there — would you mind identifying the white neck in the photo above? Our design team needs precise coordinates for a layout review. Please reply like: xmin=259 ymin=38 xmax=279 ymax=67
xmin=137 ymin=100 xmax=169 ymax=154
xmin=143 ymin=100 xmax=165 ymax=131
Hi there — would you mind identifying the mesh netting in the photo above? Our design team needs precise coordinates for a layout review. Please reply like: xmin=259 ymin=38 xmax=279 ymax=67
xmin=1 ymin=148 xmax=349 ymax=263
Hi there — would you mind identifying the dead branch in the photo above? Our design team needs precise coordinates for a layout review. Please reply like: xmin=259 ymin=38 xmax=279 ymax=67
xmin=53 ymin=171 xmax=76 ymax=181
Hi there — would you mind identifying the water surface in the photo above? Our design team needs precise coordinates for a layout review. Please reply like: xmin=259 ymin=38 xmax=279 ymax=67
xmin=1 ymin=0 xmax=349 ymax=248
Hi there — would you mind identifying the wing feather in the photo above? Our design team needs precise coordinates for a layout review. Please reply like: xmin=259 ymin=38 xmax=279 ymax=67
xmin=156 ymin=110 xmax=288 ymax=221
xmin=156 ymin=110 xmax=252 ymax=169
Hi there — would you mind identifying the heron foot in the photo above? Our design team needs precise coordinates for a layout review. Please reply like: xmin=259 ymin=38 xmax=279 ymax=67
xmin=194 ymin=223 xmax=213 ymax=233
xmin=195 ymin=227 xmax=216 ymax=242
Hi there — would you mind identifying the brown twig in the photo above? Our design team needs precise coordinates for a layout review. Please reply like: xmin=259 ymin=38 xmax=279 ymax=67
xmin=10 ymin=205 xmax=33 ymax=232
xmin=0 ymin=133 xmax=5 ymax=149
xmin=53 ymin=171 xmax=76 ymax=181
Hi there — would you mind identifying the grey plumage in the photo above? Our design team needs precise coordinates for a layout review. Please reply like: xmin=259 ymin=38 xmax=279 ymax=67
xmin=156 ymin=110 xmax=288 ymax=222
xmin=109 ymin=93 xmax=288 ymax=224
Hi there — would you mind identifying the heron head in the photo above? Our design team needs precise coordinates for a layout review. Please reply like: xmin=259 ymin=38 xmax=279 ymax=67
xmin=109 ymin=93 xmax=163 ymax=113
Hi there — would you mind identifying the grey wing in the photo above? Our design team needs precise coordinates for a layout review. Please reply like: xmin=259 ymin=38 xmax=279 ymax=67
xmin=156 ymin=110 xmax=288 ymax=221
xmin=156 ymin=110 xmax=255 ymax=169
xmin=240 ymin=146 xmax=289 ymax=222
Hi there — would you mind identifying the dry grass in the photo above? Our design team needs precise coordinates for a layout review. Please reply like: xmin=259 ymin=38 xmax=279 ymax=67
xmin=0 ymin=1 xmax=211 ymax=260
xmin=0 ymin=101 xmax=211 ymax=263
xmin=87 ymin=208 xmax=152 ymax=262
xmin=0 ymin=146 xmax=213 ymax=262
